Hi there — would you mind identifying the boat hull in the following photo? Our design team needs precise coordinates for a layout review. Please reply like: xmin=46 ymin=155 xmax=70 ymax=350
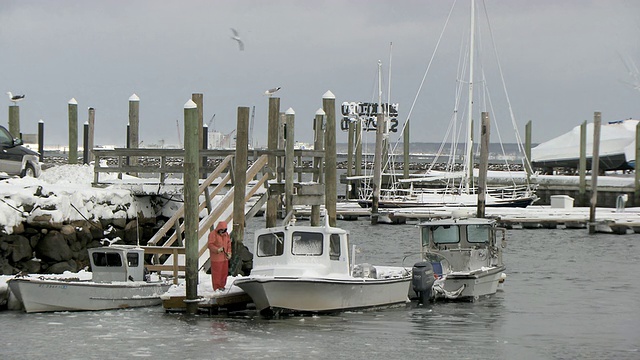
xmin=8 ymin=278 xmax=171 ymax=313
xmin=235 ymin=276 xmax=411 ymax=314
xmin=436 ymin=266 xmax=505 ymax=300
xmin=358 ymin=196 xmax=536 ymax=209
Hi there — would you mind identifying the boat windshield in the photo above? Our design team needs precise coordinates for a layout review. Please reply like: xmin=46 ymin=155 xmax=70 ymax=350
xmin=257 ymin=232 xmax=285 ymax=257
xmin=92 ymin=252 xmax=123 ymax=267
xmin=427 ymin=225 xmax=460 ymax=245
xmin=329 ymin=234 xmax=341 ymax=260
xmin=292 ymin=231 xmax=323 ymax=256
xmin=467 ymin=224 xmax=491 ymax=243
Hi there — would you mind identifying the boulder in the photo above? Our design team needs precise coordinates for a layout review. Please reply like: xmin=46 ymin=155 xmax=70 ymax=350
xmin=35 ymin=231 xmax=73 ymax=262
xmin=9 ymin=235 xmax=32 ymax=263
xmin=47 ymin=260 xmax=78 ymax=274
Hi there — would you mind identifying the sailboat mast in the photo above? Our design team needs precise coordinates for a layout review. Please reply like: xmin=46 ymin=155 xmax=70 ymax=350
xmin=465 ymin=0 xmax=476 ymax=193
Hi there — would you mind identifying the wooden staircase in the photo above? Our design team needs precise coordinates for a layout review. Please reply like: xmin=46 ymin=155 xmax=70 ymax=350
xmin=143 ymin=154 xmax=268 ymax=282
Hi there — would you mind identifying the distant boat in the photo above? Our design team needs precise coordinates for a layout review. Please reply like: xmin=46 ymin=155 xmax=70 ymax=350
xmin=7 ymin=245 xmax=171 ymax=313
xmin=532 ymin=119 xmax=638 ymax=171
xmin=354 ymin=0 xmax=537 ymax=209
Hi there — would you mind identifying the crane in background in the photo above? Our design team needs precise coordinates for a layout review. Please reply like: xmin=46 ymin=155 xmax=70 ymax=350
xmin=176 ymin=119 xmax=182 ymax=148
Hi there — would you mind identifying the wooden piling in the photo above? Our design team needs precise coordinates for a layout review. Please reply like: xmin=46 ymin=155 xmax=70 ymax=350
xmin=323 ymin=91 xmax=337 ymax=227
xmin=128 ymin=94 xmax=140 ymax=174
xmin=232 ymin=106 xmax=249 ymax=275
xmin=579 ymin=121 xmax=587 ymax=204
xmin=88 ymin=107 xmax=95 ymax=162
xmin=284 ymin=108 xmax=295 ymax=216
xmin=477 ymin=112 xmax=490 ymax=218
xmin=37 ymin=120 xmax=44 ymax=162
xmin=589 ymin=112 xmax=601 ymax=234
xmin=371 ymin=110 xmax=384 ymax=225
xmin=8 ymin=105 xmax=19 ymax=138
xmin=68 ymin=98 xmax=78 ymax=164
xmin=525 ymin=120 xmax=532 ymax=181
xmin=266 ymin=97 xmax=280 ymax=228
xmin=312 ymin=109 xmax=325 ymax=226
xmin=83 ymin=122 xmax=89 ymax=165
xmin=635 ymin=121 xmax=640 ymax=206
xmin=403 ymin=118 xmax=410 ymax=180
xmin=346 ymin=117 xmax=355 ymax=200
xmin=183 ymin=98 xmax=199 ymax=314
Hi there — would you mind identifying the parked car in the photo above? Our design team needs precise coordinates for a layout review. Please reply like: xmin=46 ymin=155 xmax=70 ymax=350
xmin=0 ymin=125 xmax=41 ymax=178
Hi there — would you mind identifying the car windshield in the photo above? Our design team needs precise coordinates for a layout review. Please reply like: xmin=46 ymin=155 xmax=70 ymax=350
xmin=0 ymin=127 xmax=13 ymax=146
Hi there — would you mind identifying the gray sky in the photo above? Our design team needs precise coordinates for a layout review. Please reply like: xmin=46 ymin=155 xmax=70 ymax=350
xmin=1 ymin=0 xmax=639 ymax=148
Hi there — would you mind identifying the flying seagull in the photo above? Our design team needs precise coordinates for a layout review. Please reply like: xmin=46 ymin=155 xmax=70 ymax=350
xmin=264 ymin=87 xmax=281 ymax=96
xmin=7 ymin=92 xmax=25 ymax=104
xmin=230 ymin=28 xmax=244 ymax=51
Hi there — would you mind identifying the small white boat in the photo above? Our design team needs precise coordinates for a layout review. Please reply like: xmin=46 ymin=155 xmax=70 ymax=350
xmin=412 ymin=216 xmax=506 ymax=302
xmin=7 ymin=245 xmax=171 ymax=313
xmin=234 ymin=215 xmax=412 ymax=316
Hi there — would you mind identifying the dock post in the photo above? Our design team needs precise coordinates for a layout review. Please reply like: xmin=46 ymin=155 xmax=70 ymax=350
xmin=579 ymin=121 xmax=587 ymax=205
xmin=588 ymin=112 xmax=601 ymax=234
xmin=311 ymin=109 xmax=325 ymax=226
xmin=37 ymin=120 xmax=44 ymax=162
xmin=346 ymin=116 xmax=354 ymax=200
xmin=323 ymin=91 xmax=337 ymax=227
xmin=128 ymin=94 xmax=140 ymax=175
xmin=355 ymin=118 xmax=362 ymax=194
xmin=8 ymin=104 xmax=20 ymax=138
xmin=477 ymin=112 xmax=490 ymax=218
xmin=284 ymin=108 xmax=295 ymax=216
xmin=403 ymin=118 xmax=410 ymax=180
xmin=231 ymin=106 xmax=249 ymax=276
xmin=525 ymin=120 xmax=532 ymax=182
xmin=68 ymin=98 xmax=78 ymax=164
xmin=371 ymin=110 xmax=384 ymax=225
xmin=83 ymin=122 xmax=89 ymax=165
xmin=266 ymin=97 xmax=280 ymax=228
xmin=183 ymin=98 xmax=199 ymax=314
xmin=636 ymin=122 xmax=640 ymax=206
xmin=192 ymin=93 xmax=205 ymax=178
xmin=88 ymin=107 xmax=95 ymax=162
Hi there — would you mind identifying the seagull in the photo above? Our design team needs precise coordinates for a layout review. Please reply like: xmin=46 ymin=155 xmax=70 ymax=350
xmin=230 ymin=28 xmax=244 ymax=51
xmin=7 ymin=92 xmax=25 ymax=104
xmin=100 ymin=237 xmax=120 ymax=246
xmin=264 ymin=87 xmax=281 ymax=96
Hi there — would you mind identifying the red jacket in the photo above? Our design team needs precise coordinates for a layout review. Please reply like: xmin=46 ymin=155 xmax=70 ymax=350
xmin=208 ymin=221 xmax=232 ymax=263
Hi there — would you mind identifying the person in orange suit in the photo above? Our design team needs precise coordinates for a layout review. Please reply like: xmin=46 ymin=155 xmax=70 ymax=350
xmin=208 ymin=221 xmax=232 ymax=291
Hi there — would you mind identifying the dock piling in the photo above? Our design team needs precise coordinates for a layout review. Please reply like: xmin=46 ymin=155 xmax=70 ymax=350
xmin=183 ymin=98 xmax=199 ymax=314
xmin=68 ymin=98 xmax=78 ymax=164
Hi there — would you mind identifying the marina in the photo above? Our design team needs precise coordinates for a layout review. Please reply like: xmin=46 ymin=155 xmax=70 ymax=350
xmin=1 ymin=1 xmax=639 ymax=358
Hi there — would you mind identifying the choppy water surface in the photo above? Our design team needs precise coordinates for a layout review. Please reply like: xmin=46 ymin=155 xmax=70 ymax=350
xmin=2 ymin=220 xmax=639 ymax=360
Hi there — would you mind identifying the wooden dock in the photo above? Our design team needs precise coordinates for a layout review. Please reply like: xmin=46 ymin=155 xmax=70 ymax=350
xmin=162 ymin=290 xmax=252 ymax=314
xmin=302 ymin=202 xmax=640 ymax=235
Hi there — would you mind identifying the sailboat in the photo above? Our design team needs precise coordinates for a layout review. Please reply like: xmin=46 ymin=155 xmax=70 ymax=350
xmin=355 ymin=0 xmax=537 ymax=209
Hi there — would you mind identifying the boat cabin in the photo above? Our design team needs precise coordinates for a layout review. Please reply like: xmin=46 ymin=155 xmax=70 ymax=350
xmin=418 ymin=218 xmax=504 ymax=274
xmin=88 ymin=245 xmax=147 ymax=283
xmin=250 ymin=222 xmax=351 ymax=278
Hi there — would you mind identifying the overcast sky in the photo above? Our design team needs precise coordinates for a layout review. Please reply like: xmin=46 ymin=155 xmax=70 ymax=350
xmin=1 ymin=0 xmax=639 ymax=148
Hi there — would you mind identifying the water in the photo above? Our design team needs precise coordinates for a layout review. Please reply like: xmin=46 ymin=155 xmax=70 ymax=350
xmin=2 ymin=220 xmax=639 ymax=360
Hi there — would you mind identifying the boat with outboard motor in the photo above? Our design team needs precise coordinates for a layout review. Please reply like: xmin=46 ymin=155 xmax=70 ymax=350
xmin=411 ymin=215 xmax=506 ymax=303
xmin=234 ymin=214 xmax=412 ymax=316
xmin=7 ymin=245 xmax=171 ymax=313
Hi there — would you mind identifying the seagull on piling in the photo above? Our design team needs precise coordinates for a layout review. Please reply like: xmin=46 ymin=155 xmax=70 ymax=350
xmin=230 ymin=28 xmax=244 ymax=51
xmin=264 ymin=87 xmax=281 ymax=96
xmin=7 ymin=92 xmax=25 ymax=104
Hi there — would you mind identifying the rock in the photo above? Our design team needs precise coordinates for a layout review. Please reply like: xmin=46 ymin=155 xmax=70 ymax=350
xmin=47 ymin=260 xmax=78 ymax=274
xmin=35 ymin=231 xmax=73 ymax=262
xmin=124 ymin=219 xmax=140 ymax=244
xmin=9 ymin=235 xmax=32 ymax=263
xmin=11 ymin=223 xmax=25 ymax=235
xmin=18 ymin=259 xmax=41 ymax=273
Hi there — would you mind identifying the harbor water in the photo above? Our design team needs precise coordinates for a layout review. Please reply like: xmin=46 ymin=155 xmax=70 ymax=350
xmin=1 ymin=218 xmax=639 ymax=360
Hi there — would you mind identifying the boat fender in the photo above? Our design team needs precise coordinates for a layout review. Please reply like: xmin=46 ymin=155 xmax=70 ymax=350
xmin=411 ymin=261 xmax=435 ymax=304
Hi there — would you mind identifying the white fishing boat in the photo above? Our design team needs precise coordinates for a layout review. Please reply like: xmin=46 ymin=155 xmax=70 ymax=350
xmin=411 ymin=215 xmax=506 ymax=302
xmin=7 ymin=245 xmax=171 ymax=313
xmin=234 ymin=215 xmax=412 ymax=316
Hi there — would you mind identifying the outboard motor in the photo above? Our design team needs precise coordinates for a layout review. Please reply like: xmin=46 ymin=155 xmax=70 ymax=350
xmin=412 ymin=261 xmax=435 ymax=304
